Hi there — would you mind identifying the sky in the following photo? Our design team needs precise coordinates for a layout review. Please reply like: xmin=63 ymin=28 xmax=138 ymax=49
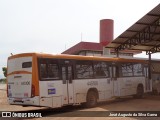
xmin=0 ymin=0 xmax=159 ymax=78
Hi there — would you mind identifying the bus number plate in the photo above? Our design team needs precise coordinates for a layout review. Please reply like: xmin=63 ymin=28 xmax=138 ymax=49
xmin=87 ymin=81 xmax=98 ymax=86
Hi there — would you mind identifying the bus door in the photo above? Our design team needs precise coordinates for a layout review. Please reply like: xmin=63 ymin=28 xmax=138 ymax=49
xmin=61 ymin=61 xmax=74 ymax=105
xmin=110 ymin=65 xmax=119 ymax=96
xmin=144 ymin=65 xmax=152 ymax=92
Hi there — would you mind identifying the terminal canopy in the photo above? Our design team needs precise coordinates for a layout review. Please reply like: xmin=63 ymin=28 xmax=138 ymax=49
xmin=106 ymin=4 xmax=160 ymax=55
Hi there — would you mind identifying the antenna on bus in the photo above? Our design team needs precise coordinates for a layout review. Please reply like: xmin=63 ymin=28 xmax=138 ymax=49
xmin=10 ymin=53 xmax=13 ymax=56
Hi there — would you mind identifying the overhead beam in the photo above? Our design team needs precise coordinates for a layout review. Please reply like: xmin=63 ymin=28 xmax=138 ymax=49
xmin=146 ymin=37 xmax=160 ymax=54
xmin=136 ymin=22 xmax=150 ymax=26
xmin=127 ymin=29 xmax=160 ymax=35
xmin=115 ymin=17 xmax=160 ymax=52
xmin=147 ymin=13 xmax=160 ymax=17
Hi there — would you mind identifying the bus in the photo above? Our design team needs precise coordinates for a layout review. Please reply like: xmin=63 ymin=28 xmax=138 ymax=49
xmin=7 ymin=53 xmax=152 ymax=108
xmin=150 ymin=60 xmax=160 ymax=95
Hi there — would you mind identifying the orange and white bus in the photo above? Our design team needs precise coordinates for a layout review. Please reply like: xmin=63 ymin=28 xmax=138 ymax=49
xmin=7 ymin=53 xmax=152 ymax=108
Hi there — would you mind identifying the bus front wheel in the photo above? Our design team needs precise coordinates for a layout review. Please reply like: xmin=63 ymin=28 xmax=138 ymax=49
xmin=86 ymin=91 xmax=97 ymax=108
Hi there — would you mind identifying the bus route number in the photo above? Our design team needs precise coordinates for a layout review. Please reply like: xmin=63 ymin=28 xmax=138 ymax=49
xmin=87 ymin=81 xmax=98 ymax=86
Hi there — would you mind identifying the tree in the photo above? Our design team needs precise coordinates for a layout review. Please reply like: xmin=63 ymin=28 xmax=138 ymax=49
xmin=2 ymin=67 xmax=7 ymax=77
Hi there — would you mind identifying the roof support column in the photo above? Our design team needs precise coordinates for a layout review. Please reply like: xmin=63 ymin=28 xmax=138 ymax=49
xmin=116 ymin=49 xmax=119 ymax=57
xmin=147 ymin=53 xmax=152 ymax=91
xmin=148 ymin=53 xmax=151 ymax=80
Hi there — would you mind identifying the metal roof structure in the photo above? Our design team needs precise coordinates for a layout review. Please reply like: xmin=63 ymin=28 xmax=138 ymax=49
xmin=106 ymin=4 xmax=160 ymax=55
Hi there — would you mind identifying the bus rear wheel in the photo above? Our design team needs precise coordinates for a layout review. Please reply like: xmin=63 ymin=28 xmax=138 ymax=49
xmin=86 ymin=91 xmax=97 ymax=108
xmin=134 ymin=85 xmax=144 ymax=99
xmin=152 ymin=89 xmax=159 ymax=95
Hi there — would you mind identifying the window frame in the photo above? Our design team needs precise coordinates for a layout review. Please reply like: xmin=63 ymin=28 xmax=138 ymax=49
xmin=120 ymin=62 xmax=144 ymax=77
xmin=75 ymin=60 xmax=110 ymax=79
xmin=38 ymin=58 xmax=61 ymax=81
xmin=133 ymin=63 xmax=143 ymax=77
xmin=93 ymin=61 xmax=110 ymax=78
xmin=22 ymin=62 xmax=32 ymax=68
xmin=75 ymin=60 xmax=94 ymax=79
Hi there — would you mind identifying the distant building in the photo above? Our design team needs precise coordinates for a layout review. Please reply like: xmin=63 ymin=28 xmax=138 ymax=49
xmin=62 ymin=41 xmax=103 ymax=56
xmin=62 ymin=19 xmax=141 ymax=57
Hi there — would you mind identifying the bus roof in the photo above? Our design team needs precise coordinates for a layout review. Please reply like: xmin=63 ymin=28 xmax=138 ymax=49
xmin=8 ymin=52 xmax=148 ymax=63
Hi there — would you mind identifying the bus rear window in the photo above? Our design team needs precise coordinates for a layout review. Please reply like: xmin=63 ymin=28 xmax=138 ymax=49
xmin=22 ymin=62 xmax=32 ymax=68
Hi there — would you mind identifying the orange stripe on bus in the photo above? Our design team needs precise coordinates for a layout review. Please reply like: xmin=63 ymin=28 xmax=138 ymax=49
xmin=7 ymin=71 xmax=32 ymax=76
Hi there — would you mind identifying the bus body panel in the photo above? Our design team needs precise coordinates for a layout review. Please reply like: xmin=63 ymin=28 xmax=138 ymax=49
xmin=8 ymin=96 xmax=40 ymax=106
xmin=72 ymin=77 xmax=146 ymax=103
xmin=7 ymin=74 xmax=32 ymax=98
xmin=73 ymin=78 xmax=113 ymax=103
xmin=7 ymin=55 xmax=40 ymax=106
xmin=39 ymin=80 xmax=74 ymax=108
xmin=39 ymin=78 xmax=114 ymax=107
xmin=117 ymin=77 xmax=145 ymax=96
xmin=73 ymin=79 xmax=98 ymax=103
xmin=8 ymin=57 xmax=32 ymax=73
xmin=97 ymin=78 xmax=113 ymax=100
xmin=7 ymin=57 xmax=32 ymax=99
xmin=39 ymin=81 xmax=63 ymax=107
xmin=39 ymin=81 xmax=63 ymax=97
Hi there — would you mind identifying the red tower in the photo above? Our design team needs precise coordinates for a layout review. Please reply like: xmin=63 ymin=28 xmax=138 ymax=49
xmin=100 ymin=19 xmax=114 ymax=46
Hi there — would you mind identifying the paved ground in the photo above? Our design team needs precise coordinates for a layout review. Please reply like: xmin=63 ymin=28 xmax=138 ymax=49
xmin=0 ymin=84 xmax=6 ymax=90
xmin=1 ymin=84 xmax=160 ymax=120
xmin=0 ymin=84 xmax=43 ymax=111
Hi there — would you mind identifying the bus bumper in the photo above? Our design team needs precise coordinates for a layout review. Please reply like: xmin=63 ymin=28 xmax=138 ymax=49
xmin=8 ymin=96 xmax=40 ymax=106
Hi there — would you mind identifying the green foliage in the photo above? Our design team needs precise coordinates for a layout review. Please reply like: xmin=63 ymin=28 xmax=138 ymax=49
xmin=0 ymin=78 xmax=6 ymax=83
xmin=2 ymin=67 xmax=7 ymax=77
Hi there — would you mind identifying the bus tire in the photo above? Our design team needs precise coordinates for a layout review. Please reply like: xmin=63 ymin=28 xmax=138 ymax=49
xmin=152 ymin=89 xmax=158 ymax=95
xmin=86 ymin=91 xmax=97 ymax=108
xmin=134 ymin=84 xmax=144 ymax=99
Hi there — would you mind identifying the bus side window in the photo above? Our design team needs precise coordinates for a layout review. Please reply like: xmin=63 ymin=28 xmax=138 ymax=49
xmin=133 ymin=63 xmax=143 ymax=76
xmin=121 ymin=63 xmax=133 ymax=77
xmin=39 ymin=59 xmax=60 ymax=80
xmin=48 ymin=63 xmax=59 ymax=79
xmin=76 ymin=60 xmax=94 ymax=79
xmin=93 ymin=62 xmax=109 ymax=78
xmin=40 ymin=63 xmax=47 ymax=78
